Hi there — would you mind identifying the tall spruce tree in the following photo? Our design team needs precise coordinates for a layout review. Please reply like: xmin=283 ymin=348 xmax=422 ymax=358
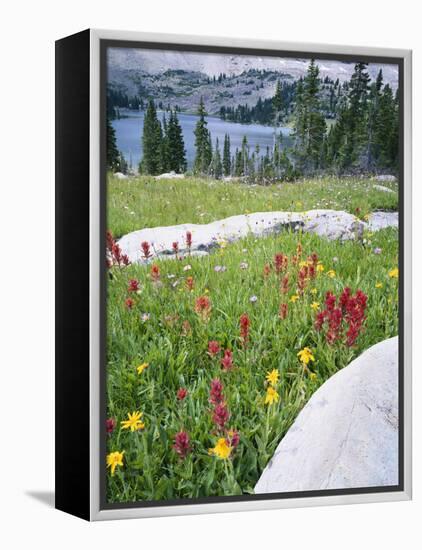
xmin=193 ymin=97 xmax=212 ymax=174
xmin=106 ymin=117 xmax=120 ymax=171
xmin=210 ymin=138 xmax=223 ymax=179
xmin=223 ymin=134 xmax=231 ymax=176
xmin=166 ymin=110 xmax=187 ymax=173
xmin=292 ymin=61 xmax=326 ymax=172
xmin=140 ymin=99 xmax=163 ymax=175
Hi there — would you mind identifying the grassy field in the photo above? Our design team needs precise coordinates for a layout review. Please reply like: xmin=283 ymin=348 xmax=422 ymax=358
xmin=105 ymin=174 xmax=399 ymax=502
xmin=107 ymin=174 xmax=398 ymax=238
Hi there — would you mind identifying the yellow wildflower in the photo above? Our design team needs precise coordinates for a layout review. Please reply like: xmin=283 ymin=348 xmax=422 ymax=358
xmin=137 ymin=362 xmax=149 ymax=375
xmin=375 ymin=282 xmax=383 ymax=289
xmin=265 ymin=386 xmax=280 ymax=405
xmin=310 ymin=301 xmax=320 ymax=311
xmin=297 ymin=347 xmax=315 ymax=365
xmin=309 ymin=372 xmax=317 ymax=381
xmin=209 ymin=438 xmax=232 ymax=459
xmin=316 ymin=263 xmax=325 ymax=273
xmin=290 ymin=294 xmax=299 ymax=303
xmin=299 ymin=260 xmax=310 ymax=268
xmin=310 ymin=287 xmax=318 ymax=295
xmin=106 ymin=451 xmax=124 ymax=476
xmin=120 ymin=411 xmax=145 ymax=432
xmin=389 ymin=268 xmax=399 ymax=278
xmin=204 ymin=288 xmax=210 ymax=294
xmin=326 ymin=269 xmax=336 ymax=278
xmin=266 ymin=369 xmax=280 ymax=387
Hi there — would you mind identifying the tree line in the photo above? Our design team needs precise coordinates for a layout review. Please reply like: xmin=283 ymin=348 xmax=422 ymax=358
xmin=107 ymin=60 xmax=399 ymax=179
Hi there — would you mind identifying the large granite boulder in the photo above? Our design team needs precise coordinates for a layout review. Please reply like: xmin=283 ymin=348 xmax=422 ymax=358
xmin=255 ymin=336 xmax=399 ymax=493
xmin=118 ymin=209 xmax=398 ymax=264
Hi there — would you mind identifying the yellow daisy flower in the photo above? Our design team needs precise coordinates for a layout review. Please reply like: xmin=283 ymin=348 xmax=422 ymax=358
xmin=266 ymin=369 xmax=280 ymax=387
xmin=106 ymin=451 xmax=124 ymax=476
xmin=310 ymin=301 xmax=320 ymax=311
xmin=375 ymin=282 xmax=383 ymax=289
xmin=120 ymin=411 xmax=145 ymax=432
xmin=310 ymin=288 xmax=318 ymax=295
xmin=389 ymin=267 xmax=399 ymax=278
xmin=297 ymin=347 xmax=315 ymax=365
xmin=316 ymin=263 xmax=325 ymax=273
xmin=326 ymin=269 xmax=336 ymax=278
xmin=209 ymin=438 xmax=232 ymax=459
xmin=137 ymin=362 xmax=149 ymax=375
xmin=290 ymin=294 xmax=299 ymax=303
xmin=265 ymin=386 xmax=280 ymax=405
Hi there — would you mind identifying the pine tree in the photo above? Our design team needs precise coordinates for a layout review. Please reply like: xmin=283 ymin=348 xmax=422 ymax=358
xmin=292 ymin=61 xmax=326 ymax=172
xmin=140 ymin=99 xmax=163 ymax=175
xmin=374 ymin=84 xmax=397 ymax=169
xmin=223 ymin=134 xmax=231 ymax=176
xmin=106 ymin=117 xmax=120 ymax=171
xmin=194 ymin=97 xmax=212 ymax=175
xmin=165 ymin=110 xmax=187 ymax=173
xmin=210 ymin=138 xmax=223 ymax=179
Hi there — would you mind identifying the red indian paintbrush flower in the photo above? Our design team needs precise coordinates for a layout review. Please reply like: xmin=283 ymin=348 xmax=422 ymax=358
xmin=141 ymin=241 xmax=152 ymax=259
xmin=208 ymin=340 xmax=221 ymax=356
xmin=279 ymin=302 xmax=288 ymax=320
xmin=106 ymin=417 xmax=116 ymax=435
xmin=125 ymin=298 xmax=134 ymax=309
xmin=221 ymin=349 xmax=234 ymax=371
xmin=280 ymin=274 xmax=289 ymax=294
xmin=274 ymin=253 xmax=288 ymax=274
xmin=186 ymin=276 xmax=194 ymax=291
xmin=226 ymin=429 xmax=240 ymax=448
xmin=212 ymin=403 xmax=230 ymax=429
xmin=173 ymin=431 xmax=190 ymax=459
xmin=150 ymin=264 xmax=160 ymax=281
xmin=209 ymin=379 xmax=224 ymax=405
xmin=106 ymin=230 xmax=115 ymax=252
xmin=186 ymin=230 xmax=192 ymax=250
xmin=316 ymin=289 xmax=368 ymax=347
xmin=128 ymin=279 xmax=140 ymax=292
xmin=172 ymin=241 xmax=179 ymax=254
xmin=239 ymin=313 xmax=250 ymax=347
xmin=177 ymin=388 xmax=188 ymax=401
xmin=297 ymin=265 xmax=309 ymax=293
xmin=195 ymin=295 xmax=211 ymax=320
xmin=263 ymin=263 xmax=271 ymax=278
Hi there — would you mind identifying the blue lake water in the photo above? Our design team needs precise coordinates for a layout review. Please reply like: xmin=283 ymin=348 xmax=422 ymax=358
xmin=111 ymin=111 xmax=291 ymax=171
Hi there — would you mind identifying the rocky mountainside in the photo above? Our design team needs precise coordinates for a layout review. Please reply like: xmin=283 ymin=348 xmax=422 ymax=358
xmin=107 ymin=48 xmax=398 ymax=116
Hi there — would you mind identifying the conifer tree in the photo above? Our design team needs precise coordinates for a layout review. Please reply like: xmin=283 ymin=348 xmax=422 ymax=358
xmin=140 ymin=99 xmax=163 ymax=175
xmin=166 ymin=110 xmax=187 ymax=173
xmin=194 ymin=97 xmax=212 ymax=174
xmin=106 ymin=117 xmax=120 ymax=171
xmin=210 ymin=138 xmax=223 ymax=179
xmin=292 ymin=61 xmax=326 ymax=172
xmin=223 ymin=134 xmax=231 ymax=176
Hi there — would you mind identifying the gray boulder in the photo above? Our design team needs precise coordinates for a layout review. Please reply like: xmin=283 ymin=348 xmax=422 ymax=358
xmin=375 ymin=175 xmax=396 ymax=182
xmin=254 ymin=336 xmax=399 ymax=493
xmin=118 ymin=209 xmax=397 ymax=264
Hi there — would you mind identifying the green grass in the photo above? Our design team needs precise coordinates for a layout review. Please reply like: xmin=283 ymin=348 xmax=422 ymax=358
xmin=106 ymin=226 xmax=399 ymax=503
xmin=107 ymin=175 xmax=398 ymax=238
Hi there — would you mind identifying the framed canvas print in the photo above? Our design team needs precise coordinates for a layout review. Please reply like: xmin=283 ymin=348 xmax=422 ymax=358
xmin=55 ymin=29 xmax=412 ymax=521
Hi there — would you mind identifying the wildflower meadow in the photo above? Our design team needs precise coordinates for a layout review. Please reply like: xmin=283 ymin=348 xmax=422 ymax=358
xmin=105 ymin=174 xmax=399 ymax=503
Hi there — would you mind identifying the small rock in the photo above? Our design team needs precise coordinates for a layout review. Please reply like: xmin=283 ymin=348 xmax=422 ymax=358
xmin=373 ymin=184 xmax=395 ymax=194
xmin=155 ymin=171 xmax=185 ymax=180
xmin=375 ymin=175 xmax=396 ymax=182
xmin=114 ymin=172 xmax=128 ymax=180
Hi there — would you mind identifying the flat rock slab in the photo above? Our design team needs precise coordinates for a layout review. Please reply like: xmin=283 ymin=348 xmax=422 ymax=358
xmin=118 ymin=209 xmax=397 ymax=264
xmin=373 ymin=184 xmax=395 ymax=194
xmin=254 ymin=336 xmax=399 ymax=493
xmin=368 ymin=211 xmax=398 ymax=231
